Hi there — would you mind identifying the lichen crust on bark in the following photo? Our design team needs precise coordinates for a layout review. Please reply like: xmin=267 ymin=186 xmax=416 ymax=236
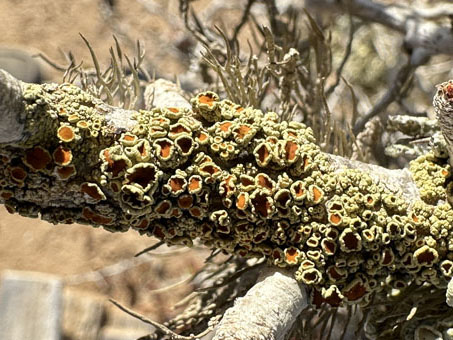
xmin=1 ymin=81 xmax=453 ymax=307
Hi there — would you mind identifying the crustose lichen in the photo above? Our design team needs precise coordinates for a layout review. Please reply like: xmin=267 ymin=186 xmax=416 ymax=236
xmin=1 ymin=82 xmax=453 ymax=308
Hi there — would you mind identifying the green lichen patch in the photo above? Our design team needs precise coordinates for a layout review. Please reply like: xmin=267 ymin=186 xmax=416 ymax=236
xmin=4 ymin=86 xmax=453 ymax=308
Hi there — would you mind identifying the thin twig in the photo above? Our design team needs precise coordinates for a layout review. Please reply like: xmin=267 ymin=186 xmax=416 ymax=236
xmin=134 ymin=240 xmax=165 ymax=257
xmin=325 ymin=14 xmax=355 ymax=96
xmin=353 ymin=60 xmax=416 ymax=135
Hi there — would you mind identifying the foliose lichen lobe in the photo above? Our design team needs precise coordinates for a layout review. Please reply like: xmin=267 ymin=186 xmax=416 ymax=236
xmin=2 ymin=84 xmax=453 ymax=307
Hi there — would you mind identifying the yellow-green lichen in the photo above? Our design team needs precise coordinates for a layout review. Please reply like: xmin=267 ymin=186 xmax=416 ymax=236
xmin=4 ymin=86 xmax=453 ymax=308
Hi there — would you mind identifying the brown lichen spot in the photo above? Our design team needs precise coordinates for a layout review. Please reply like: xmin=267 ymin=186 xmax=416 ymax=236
xmin=136 ymin=142 xmax=148 ymax=158
xmin=57 ymin=126 xmax=75 ymax=142
xmin=169 ymin=177 xmax=186 ymax=193
xmin=362 ymin=229 xmax=374 ymax=241
xmin=126 ymin=164 xmax=158 ymax=190
xmin=219 ymin=121 xmax=232 ymax=132
xmin=135 ymin=219 xmax=149 ymax=230
xmin=411 ymin=213 xmax=419 ymax=223
xmin=236 ymin=192 xmax=248 ymax=210
xmin=285 ymin=247 xmax=300 ymax=264
xmin=155 ymin=200 xmax=171 ymax=215
xmin=236 ymin=248 xmax=248 ymax=257
xmin=256 ymin=174 xmax=273 ymax=191
xmin=156 ymin=139 xmax=174 ymax=159
xmin=53 ymin=146 xmax=72 ymax=166
xmin=235 ymin=125 xmax=252 ymax=140
xmin=393 ymin=280 xmax=406 ymax=289
xmin=343 ymin=280 xmax=367 ymax=302
xmin=301 ymin=269 xmax=321 ymax=285
xmin=441 ymin=260 xmax=453 ymax=276
xmin=5 ymin=203 xmax=15 ymax=214
xmin=330 ymin=203 xmax=343 ymax=211
xmin=169 ymin=123 xmax=191 ymax=137
xmin=24 ymin=147 xmax=52 ymax=171
xmin=323 ymin=288 xmax=343 ymax=307
xmin=327 ymin=228 xmax=339 ymax=239
xmin=168 ymin=107 xmax=179 ymax=113
xmin=178 ymin=194 xmax=193 ymax=209
xmin=255 ymin=143 xmax=271 ymax=166
xmin=321 ymin=239 xmax=336 ymax=255
xmin=82 ymin=207 xmax=113 ymax=225
xmin=175 ymin=136 xmax=193 ymax=155
xmin=341 ymin=229 xmax=361 ymax=252
xmin=189 ymin=206 xmax=203 ymax=218
xmin=414 ymin=246 xmax=438 ymax=266
xmin=198 ymin=93 xmax=217 ymax=106
xmin=81 ymin=182 xmax=105 ymax=201
xmin=312 ymin=186 xmax=323 ymax=203
xmin=381 ymin=248 xmax=394 ymax=266
xmin=201 ymin=222 xmax=212 ymax=236
xmin=188 ymin=176 xmax=202 ymax=194
xmin=109 ymin=182 xmax=120 ymax=193
xmin=272 ymin=248 xmax=283 ymax=261
xmin=302 ymin=155 xmax=310 ymax=170
xmin=274 ymin=190 xmax=291 ymax=207
xmin=442 ymin=169 xmax=450 ymax=177
xmin=251 ymin=192 xmax=272 ymax=218
xmin=77 ymin=120 xmax=89 ymax=129
xmin=56 ymin=165 xmax=76 ymax=180
xmin=199 ymin=163 xmax=220 ymax=176
xmin=123 ymin=134 xmax=137 ymax=142
xmin=254 ymin=231 xmax=267 ymax=243
xmin=103 ymin=150 xmax=127 ymax=177
xmin=329 ymin=213 xmax=342 ymax=225
xmin=171 ymin=208 xmax=182 ymax=218
xmin=10 ymin=166 xmax=27 ymax=182
xmin=153 ymin=225 xmax=166 ymax=239
xmin=0 ymin=190 xmax=13 ymax=200
xmin=327 ymin=266 xmax=344 ymax=281
xmin=285 ymin=140 xmax=299 ymax=162
xmin=291 ymin=181 xmax=305 ymax=200
xmin=195 ymin=131 xmax=209 ymax=143
xmin=311 ymin=289 xmax=324 ymax=308
xmin=217 ymin=224 xmax=230 ymax=234
xmin=240 ymin=176 xmax=254 ymax=187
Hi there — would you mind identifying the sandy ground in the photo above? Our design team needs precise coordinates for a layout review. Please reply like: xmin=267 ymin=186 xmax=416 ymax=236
xmin=0 ymin=0 xmax=215 ymax=323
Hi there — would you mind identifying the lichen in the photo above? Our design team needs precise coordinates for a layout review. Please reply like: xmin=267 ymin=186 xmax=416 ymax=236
xmin=3 ymin=84 xmax=453 ymax=308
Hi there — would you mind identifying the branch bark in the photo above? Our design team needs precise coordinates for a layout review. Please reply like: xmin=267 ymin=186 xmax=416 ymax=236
xmin=211 ymin=268 xmax=307 ymax=340
xmin=305 ymin=0 xmax=453 ymax=64
xmin=0 ymin=68 xmax=451 ymax=339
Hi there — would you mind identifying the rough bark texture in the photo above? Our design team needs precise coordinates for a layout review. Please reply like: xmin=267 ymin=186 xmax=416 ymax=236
xmin=0 ymin=69 xmax=26 ymax=143
xmin=212 ymin=268 xmax=307 ymax=340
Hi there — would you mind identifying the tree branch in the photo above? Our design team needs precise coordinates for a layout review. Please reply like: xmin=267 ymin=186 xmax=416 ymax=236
xmin=211 ymin=268 xmax=307 ymax=340
xmin=1 ymin=68 xmax=453 ymax=339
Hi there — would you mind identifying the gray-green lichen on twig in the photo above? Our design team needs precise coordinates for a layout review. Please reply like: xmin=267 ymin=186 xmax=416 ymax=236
xmin=2 ymin=69 xmax=453 ymax=318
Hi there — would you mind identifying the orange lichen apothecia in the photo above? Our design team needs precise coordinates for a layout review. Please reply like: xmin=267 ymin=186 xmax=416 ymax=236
xmin=2 ymin=83 xmax=453 ymax=307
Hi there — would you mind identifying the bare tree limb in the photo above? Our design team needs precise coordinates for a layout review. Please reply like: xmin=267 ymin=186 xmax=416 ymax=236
xmin=211 ymin=268 xmax=307 ymax=340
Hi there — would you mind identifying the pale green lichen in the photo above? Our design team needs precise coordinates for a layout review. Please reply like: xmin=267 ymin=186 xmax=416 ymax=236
xmin=4 ymin=86 xmax=453 ymax=308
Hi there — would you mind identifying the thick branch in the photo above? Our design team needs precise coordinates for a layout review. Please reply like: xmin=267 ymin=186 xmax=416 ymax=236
xmin=1 ymin=69 xmax=453 ymax=338
xmin=212 ymin=268 xmax=307 ymax=340
xmin=0 ymin=70 xmax=26 ymax=143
